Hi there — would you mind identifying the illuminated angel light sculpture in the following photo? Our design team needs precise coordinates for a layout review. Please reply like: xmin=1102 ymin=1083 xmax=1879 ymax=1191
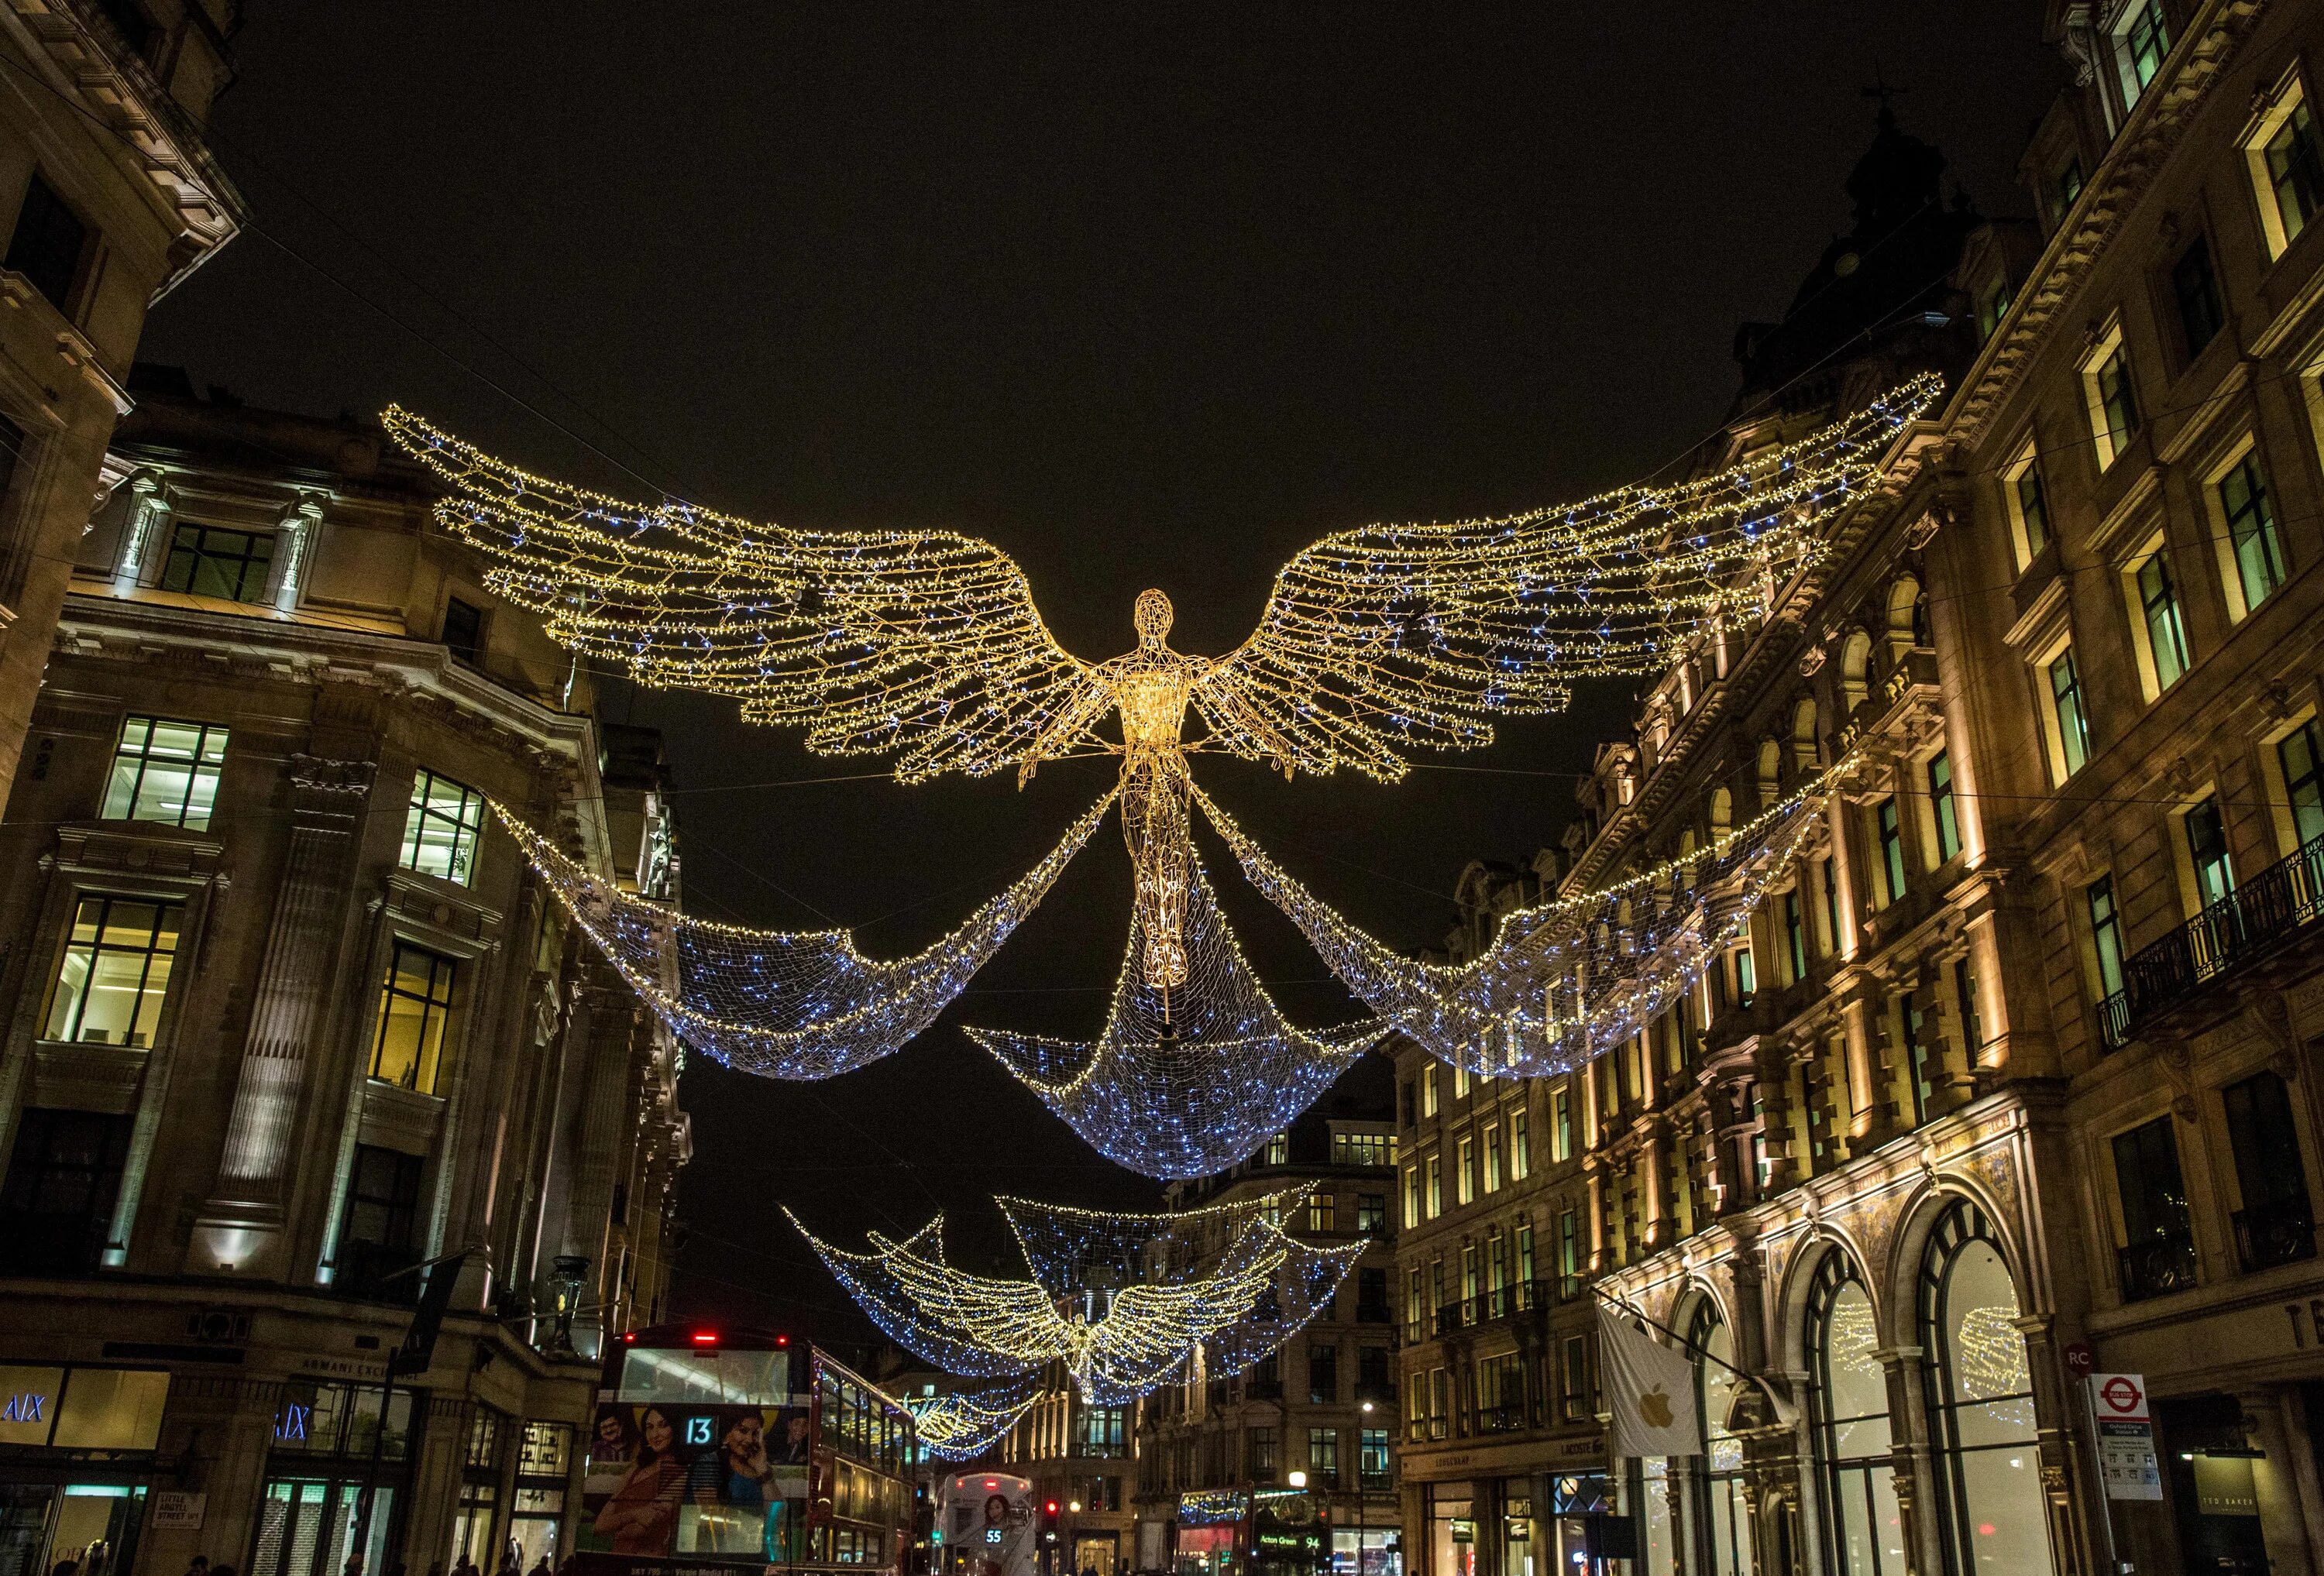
xmin=906 ymin=1376 xmax=1042 ymax=1461
xmin=385 ymin=373 xmax=1937 ymax=1162
xmin=789 ymin=1189 xmax=1360 ymax=1403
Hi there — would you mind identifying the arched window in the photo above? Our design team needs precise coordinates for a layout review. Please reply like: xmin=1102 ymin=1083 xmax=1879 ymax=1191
xmin=1807 ymin=1252 xmax=1904 ymax=1575
xmin=1710 ymin=786 xmax=1734 ymax=840
xmin=1757 ymin=739 xmax=1783 ymax=808
xmin=1792 ymin=699 xmax=1820 ymax=772
xmin=1885 ymin=577 xmax=1920 ymax=648
xmin=1920 ymin=1203 xmax=2054 ymax=1576
xmin=1690 ymin=1300 xmax=1755 ymax=1576
xmin=1841 ymin=630 xmax=1874 ymax=710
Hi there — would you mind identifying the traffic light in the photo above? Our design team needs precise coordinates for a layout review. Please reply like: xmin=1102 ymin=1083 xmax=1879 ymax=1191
xmin=1040 ymin=1500 xmax=1062 ymax=1548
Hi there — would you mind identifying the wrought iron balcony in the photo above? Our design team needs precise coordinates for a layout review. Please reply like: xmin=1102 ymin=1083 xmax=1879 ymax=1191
xmin=2116 ymin=1228 xmax=2199 ymax=1303
xmin=2100 ymin=833 xmax=2324 ymax=1048
xmin=1473 ymin=1404 xmax=1528 ymax=1435
xmin=1432 ymin=1276 xmax=1558 ymax=1336
xmin=2233 ymin=1196 xmax=2317 ymax=1273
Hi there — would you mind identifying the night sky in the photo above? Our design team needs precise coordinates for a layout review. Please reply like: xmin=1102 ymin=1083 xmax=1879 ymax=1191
xmin=138 ymin=5 xmax=2064 ymax=1343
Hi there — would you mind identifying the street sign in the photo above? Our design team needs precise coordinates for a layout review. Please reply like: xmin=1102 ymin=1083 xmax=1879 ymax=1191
xmin=2088 ymin=1372 xmax=2161 ymax=1501
xmin=2062 ymin=1341 xmax=2095 ymax=1381
xmin=151 ymin=1492 xmax=206 ymax=1530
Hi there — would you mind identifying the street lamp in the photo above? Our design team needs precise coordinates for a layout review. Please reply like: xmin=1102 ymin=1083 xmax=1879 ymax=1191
xmin=1287 ymin=1471 xmax=1308 ymax=1489
xmin=1360 ymin=1402 xmax=1373 ymax=1413
xmin=1069 ymin=1502 xmax=1083 ymax=1514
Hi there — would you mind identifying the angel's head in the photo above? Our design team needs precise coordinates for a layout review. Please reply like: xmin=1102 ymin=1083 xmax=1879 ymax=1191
xmin=1133 ymin=589 xmax=1174 ymax=649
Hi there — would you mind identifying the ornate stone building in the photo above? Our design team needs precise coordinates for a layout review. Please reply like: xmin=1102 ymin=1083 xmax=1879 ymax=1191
xmin=1396 ymin=2 xmax=2324 ymax=1574
xmin=0 ymin=379 xmax=689 ymax=1576
xmin=1131 ymin=1064 xmax=1402 ymax=1576
xmin=0 ymin=0 xmax=242 ymax=813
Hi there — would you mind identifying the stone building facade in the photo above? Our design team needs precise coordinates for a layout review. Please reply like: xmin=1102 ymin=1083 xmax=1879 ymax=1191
xmin=1396 ymin=2 xmax=2324 ymax=1574
xmin=1131 ymin=1067 xmax=1402 ymax=1576
xmin=0 ymin=382 xmax=689 ymax=1576
xmin=0 ymin=0 xmax=242 ymax=813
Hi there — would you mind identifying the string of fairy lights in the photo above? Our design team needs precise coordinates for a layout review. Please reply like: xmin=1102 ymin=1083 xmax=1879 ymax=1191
xmin=397 ymin=375 xmax=1941 ymax=1400
xmin=788 ymin=1188 xmax=1358 ymax=1404
xmin=906 ymin=1376 xmax=1042 ymax=1461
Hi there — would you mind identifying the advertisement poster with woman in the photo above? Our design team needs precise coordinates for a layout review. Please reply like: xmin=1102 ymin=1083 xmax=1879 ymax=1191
xmin=580 ymin=1401 xmax=812 ymax=1567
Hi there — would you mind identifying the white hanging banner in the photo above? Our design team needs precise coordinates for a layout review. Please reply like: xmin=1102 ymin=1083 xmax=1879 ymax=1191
xmin=1597 ymin=1306 xmax=1703 ymax=1460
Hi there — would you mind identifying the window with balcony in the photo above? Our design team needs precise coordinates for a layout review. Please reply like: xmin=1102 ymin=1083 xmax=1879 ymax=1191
xmin=2215 ymin=451 xmax=2288 ymax=617
xmin=4 ymin=173 xmax=88 ymax=314
xmin=2223 ymin=1071 xmax=2314 ymax=1272
xmin=2247 ymin=74 xmax=2324 ymax=259
xmin=2279 ymin=719 xmax=2324 ymax=846
xmin=161 ymin=522 xmax=277 ymax=604
xmin=2184 ymin=795 xmax=2235 ymax=910
xmin=339 ymin=1142 xmax=425 ymax=1303
xmin=1475 ymin=1353 xmax=1525 ymax=1434
xmin=104 ymin=716 xmax=229 ymax=830
xmin=370 ymin=941 xmax=459 ymax=1094
xmin=2171 ymin=236 xmax=2223 ymax=359
xmin=1360 ymin=1428 xmax=1391 ymax=1488
xmin=43 ymin=894 xmax=180 ymax=1047
xmin=2112 ymin=1115 xmax=2197 ymax=1302
xmin=0 ymin=1107 xmax=130 ymax=1274
xmin=1307 ymin=1427 xmax=1338 ymax=1482
xmin=401 ymin=769 xmax=486 ymax=885
xmin=1927 ymin=751 xmax=1961 ymax=863
xmin=2088 ymin=876 xmax=2128 ymax=1010
xmin=1307 ymin=1344 xmax=1338 ymax=1405
xmin=2081 ymin=328 xmax=2140 ymax=469
xmin=1517 ymin=1221 xmax=1535 ymax=1285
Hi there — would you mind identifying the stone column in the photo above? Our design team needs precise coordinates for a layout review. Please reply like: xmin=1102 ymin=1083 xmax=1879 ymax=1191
xmin=110 ymin=470 xmax=169 ymax=594
xmin=1879 ymin=1345 xmax=1944 ymax=1576
xmin=2240 ymin=1387 xmax=2319 ymax=1576
xmin=189 ymin=754 xmax=376 ymax=1278
xmin=1584 ymin=1161 xmax=1607 ymax=1274
xmin=1640 ymin=1119 xmax=1670 ymax=1250
xmin=1755 ymin=1039 xmax=1800 ymax=1193
xmin=1840 ymin=980 xmax=1897 ymax=1146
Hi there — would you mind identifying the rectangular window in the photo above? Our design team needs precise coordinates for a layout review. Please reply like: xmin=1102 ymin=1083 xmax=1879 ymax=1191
xmin=2251 ymin=83 xmax=2324 ymax=256
xmin=1452 ymin=1065 xmax=1470 ymax=1100
xmin=1733 ymin=945 xmax=1755 ymax=1007
xmin=4 ymin=173 xmax=88 ymax=313
xmin=2088 ymin=877 xmax=2128 ymax=1002
xmin=2137 ymin=551 xmax=2191 ymax=692
xmin=1308 ymin=1344 xmax=1337 ymax=1405
xmin=1356 ymin=1269 xmax=1390 ymax=1324
xmin=1265 ymin=1131 xmax=1289 ymax=1166
xmin=2171 ymin=237 xmax=2223 ymax=357
xmin=161 ymin=520 xmax=279 ymax=605
xmin=44 ymin=894 xmax=180 ymax=1046
xmin=2083 ymin=329 xmax=2140 ymax=468
xmin=2280 ymin=719 xmax=2324 ymax=847
xmin=2051 ymin=156 xmax=2085 ymax=225
xmin=1552 ymin=1086 xmax=1573 ymax=1162
xmin=370 ymin=941 xmax=459 ymax=1094
xmin=1331 ymin=1131 xmax=1394 ymax=1167
xmin=1516 ymin=1223 xmax=1535 ymax=1286
xmin=1356 ymin=1193 xmax=1387 ymax=1234
xmin=1876 ymin=797 xmax=1906 ymax=905
xmin=2185 ymin=795 xmax=2235 ymax=909
xmin=1821 ymin=858 xmax=1843 ymax=954
xmin=1559 ymin=1335 xmax=1594 ymax=1423
xmin=442 ymin=596 xmax=484 ymax=664
xmin=1509 ymin=1111 xmax=1531 ymax=1181
xmin=1425 ymin=1155 xmax=1442 ymax=1218
xmin=1784 ymin=890 xmax=1808 ymax=981
xmin=401 ymin=768 xmax=486 ymax=885
xmin=1483 ymin=1126 xmax=1502 ymax=1193
xmin=2219 ymin=452 xmax=2288 ymax=613
xmin=2112 ymin=1115 xmax=2196 ymax=1302
xmin=103 ymin=716 xmax=229 ymax=829
xmin=2116 ymin=0 xmax=2170 ymax=103
xmin=1404 ymin=1268 xmax=1424 ymax=1343
xmin=2049 ymin=647 xmax=2092 ymax=778
xmin=1456 ymin=1135 xmax=1475 ymax=1206
xmin=1898 ymin=998 xmax=1930 ymax=1127
xmin=1360 ymin=1428 xmax=1390 ymax=1485
xmin=1422 ymin=1066 xmax=1439 ymax=1118
xmin=1307 ymin=1192 xmax=1335 ymax=1233
xmin=2223 ymin=1070 xmax=2315 ymax=1270
xmin=1404 ymin=1166 xmax=1421 ymax=1230
xmin=1557 ymin=1210 xmax=1580 ymax=1286
xmin=1248 ymin=1427 xmax=1277 ymax=1476
xmin=339 ymin=1142 xmax=425 ymax=1302
xmin=0 ymin=1107 xmax=131 ymax=1275
xmin=1954 ymin=956 xmax=1984 ymax=1059
xmin=1927 ymin=751 xmax=1961 ymax=862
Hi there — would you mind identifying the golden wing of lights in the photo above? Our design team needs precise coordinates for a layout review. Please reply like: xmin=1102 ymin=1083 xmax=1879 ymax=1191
xmin=1193 ymin=373 xmax=1942 ymax=779
xmin=382 ymin=408 xmax=1108 ymax=783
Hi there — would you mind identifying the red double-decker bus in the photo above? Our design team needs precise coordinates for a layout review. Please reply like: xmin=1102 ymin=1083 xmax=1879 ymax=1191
xmin=578 ymin=1324 xmax=914 ymax=1576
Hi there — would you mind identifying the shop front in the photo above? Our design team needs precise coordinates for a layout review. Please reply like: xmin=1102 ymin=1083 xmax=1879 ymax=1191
xmin=0 ymin=1364 xmax=171 ymax=1576
xmin=249 ymin=1381 xmax=419 ymax=1576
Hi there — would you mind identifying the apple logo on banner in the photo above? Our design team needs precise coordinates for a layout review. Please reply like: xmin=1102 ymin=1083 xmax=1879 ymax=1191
xmin=1639 ymin=1387 xmax=1674 ymax=1430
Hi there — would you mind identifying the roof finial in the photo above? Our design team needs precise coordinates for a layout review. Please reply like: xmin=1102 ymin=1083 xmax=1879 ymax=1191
xmin=1862 ymin=63 xmax=1905 ymax=125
